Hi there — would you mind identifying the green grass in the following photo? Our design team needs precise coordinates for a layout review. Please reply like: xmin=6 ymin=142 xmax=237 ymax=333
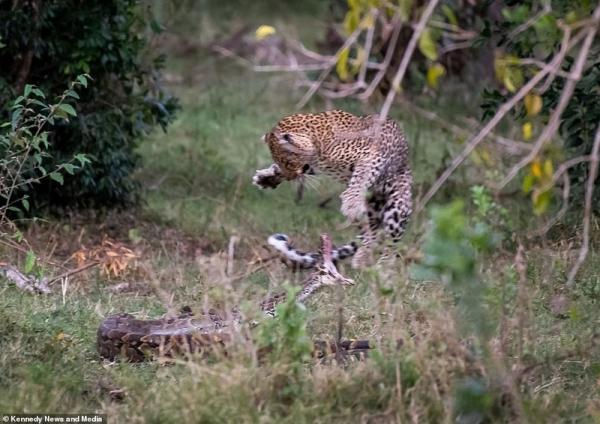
xmin=1 ymin=2 xmax=599 ymax=422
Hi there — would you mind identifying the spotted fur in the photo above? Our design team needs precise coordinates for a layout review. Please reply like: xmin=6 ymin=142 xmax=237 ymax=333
xmin=257 ymin=110 xmax=412 ymax=268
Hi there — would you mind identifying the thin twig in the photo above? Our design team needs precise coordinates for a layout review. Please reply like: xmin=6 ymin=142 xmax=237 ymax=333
xmin=566 ymin=123 xmax=600 ymax=287
xmin=359 ymin=15 xmax=402 ymax=100
xmin=226 ymin=235 xmax=239 ymax=276
xmin=358 ymin=9 xmax=379 ymax=85
xmin=47 ymin=261 xmax=100 ymax=285
xmin=379 ymin=0 xmax=441 ymax=121
xmin=401 ymin=100 xmax=531 ymax=155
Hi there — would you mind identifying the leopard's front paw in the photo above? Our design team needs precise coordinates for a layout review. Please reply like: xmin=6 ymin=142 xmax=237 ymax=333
xmin=253 ymin=164 xmax=284 ymax=189
xmin=340 ymin=190 xmax=367 ymax=221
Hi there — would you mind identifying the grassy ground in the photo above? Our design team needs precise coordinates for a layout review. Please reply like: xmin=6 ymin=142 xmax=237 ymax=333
xmin=1 ymin=2 xmax=599 ymax=423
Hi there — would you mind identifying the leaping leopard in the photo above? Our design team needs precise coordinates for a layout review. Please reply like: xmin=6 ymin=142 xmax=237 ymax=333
xmin=254 ymin=110 xmax=412 ymax=268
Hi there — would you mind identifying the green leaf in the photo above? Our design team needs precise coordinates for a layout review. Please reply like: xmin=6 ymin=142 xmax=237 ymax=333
xmin=21 ymin=198 xmax=29 ymax=211
xmin=32 ymin=88 xmax=45 ymax=98
xmin=74 ymin=153 xmax=91 ymax=166
xmin=77 ymin=75 xmax=88 ymax=88
xmin=29 ymin=99 xmax=47 ymax=108
xmin=418 ymin=27 xmax=438 ymax=61
xmin=66 ymin=90 xmax=80 ymax=100
xmin=336 ymin=48 xmax=351 ymax=81
xmin=441 ymin=4 xmax=458 ymax=27
xmin=49 ymin=172 xmax=64 ymax=185
xmin=63 ymin=164 xmax=77 ymax=175
xmin=532 ymin=190 xmax=551 ymax=215
xmin=54 ymin=109 xmax=69 ymax=120
xmin=522 ymin=173 xmax=535 ymax=193
xmin=24 ymin=250 xmax=36 ymax=274
xmin=150 ymin=19 xmax=165 ymax=34
xmin=58 ymin=103 xmax=77 ymax=117
xmin=24 ymin=84 xmax=33 ymax=98
xmin=503 ymin=67 xmax=523 ymax=93
xmin=426 ymin=63 xmax=446 ymax=89
xmin=11 ymin=108 xmax=22 ymax=127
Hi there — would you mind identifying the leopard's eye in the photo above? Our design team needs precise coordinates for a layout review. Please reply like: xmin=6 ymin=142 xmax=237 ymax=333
xmin=302 ymin=164 xmax=311 ymax=173
xmin=282 ymin=133 xmax=291 ymax=142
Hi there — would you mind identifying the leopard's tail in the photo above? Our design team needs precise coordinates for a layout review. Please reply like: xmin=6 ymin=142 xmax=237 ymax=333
xmin=267 ymin=234 xmax=357 ymax=269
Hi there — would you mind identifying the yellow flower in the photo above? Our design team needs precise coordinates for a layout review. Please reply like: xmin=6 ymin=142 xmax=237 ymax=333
xmin=255 ymin=25 xmax=276 ymax=40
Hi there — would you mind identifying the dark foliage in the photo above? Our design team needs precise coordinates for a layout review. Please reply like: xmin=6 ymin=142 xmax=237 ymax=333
xmin=0 ymin=0 xmax=178 ymax=210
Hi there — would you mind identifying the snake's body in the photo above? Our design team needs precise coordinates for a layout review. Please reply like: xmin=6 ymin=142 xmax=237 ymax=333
xmin=96 ymin=234 xmax=371 ymax=362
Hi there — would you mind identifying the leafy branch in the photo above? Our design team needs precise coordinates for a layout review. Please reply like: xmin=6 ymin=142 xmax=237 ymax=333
xmin=0 ymin=75 xmax=92 ymax=233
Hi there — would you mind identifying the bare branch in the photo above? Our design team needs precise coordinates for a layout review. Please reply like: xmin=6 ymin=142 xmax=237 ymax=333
xmin=358 ymin=9 xmax=379 ymax=85
xmin=359 ymin=15 xmax=402 ymax=100
xmin=379 ymin=0 xmax=441 ymax=121
xmin=400 ymin=100 xmax=532 ymax=155
xmin=46 ymin=261 xmax=100 ymax=286
xmin=566 ymin=123 xmax=600 ymax=287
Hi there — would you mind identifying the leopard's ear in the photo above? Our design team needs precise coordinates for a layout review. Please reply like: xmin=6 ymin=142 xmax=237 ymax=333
xmin=261 ymin=133 xmax=268 ymax=143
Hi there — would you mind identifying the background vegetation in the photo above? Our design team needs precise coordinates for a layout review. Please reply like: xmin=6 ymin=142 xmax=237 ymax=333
xmin=0 ymin=0 xmax=599 ymax=422
xmin=0 ymin=0 xmax=178 ymax=210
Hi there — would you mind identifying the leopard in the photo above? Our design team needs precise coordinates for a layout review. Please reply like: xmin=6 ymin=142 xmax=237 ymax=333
xmin=253 ymin=110 xmax=412 ymax=269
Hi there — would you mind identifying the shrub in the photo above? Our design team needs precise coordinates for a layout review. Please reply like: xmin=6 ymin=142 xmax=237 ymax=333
xmin=1 ymin=77 xmax=90 ymax=238
xmin=0 ymin=0 xmax=178 ymax=211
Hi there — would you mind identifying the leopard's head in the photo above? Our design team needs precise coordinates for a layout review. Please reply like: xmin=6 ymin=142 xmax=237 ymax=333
xmin=263 ymin=115 xmax=318 ymax=181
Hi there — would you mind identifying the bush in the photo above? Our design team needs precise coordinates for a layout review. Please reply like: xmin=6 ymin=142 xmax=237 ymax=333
xmin=1 ymin=78 xmax=90 ymax=235
xmin=0 ymin=0 xmax=178 ymax=211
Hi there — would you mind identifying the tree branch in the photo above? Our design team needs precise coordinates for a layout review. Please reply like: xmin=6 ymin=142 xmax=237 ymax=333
xmin=378 ymin=0 xmax=441 ymax=121
xmin=566 ymin=123 xmax=600 ymax=287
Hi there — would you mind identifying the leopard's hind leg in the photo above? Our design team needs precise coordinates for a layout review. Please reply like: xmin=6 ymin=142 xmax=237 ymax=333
xmin=381 ymin=172 xmax=413 ymax=252
xmin=351 ymin=191 xmax=384 ymax=268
